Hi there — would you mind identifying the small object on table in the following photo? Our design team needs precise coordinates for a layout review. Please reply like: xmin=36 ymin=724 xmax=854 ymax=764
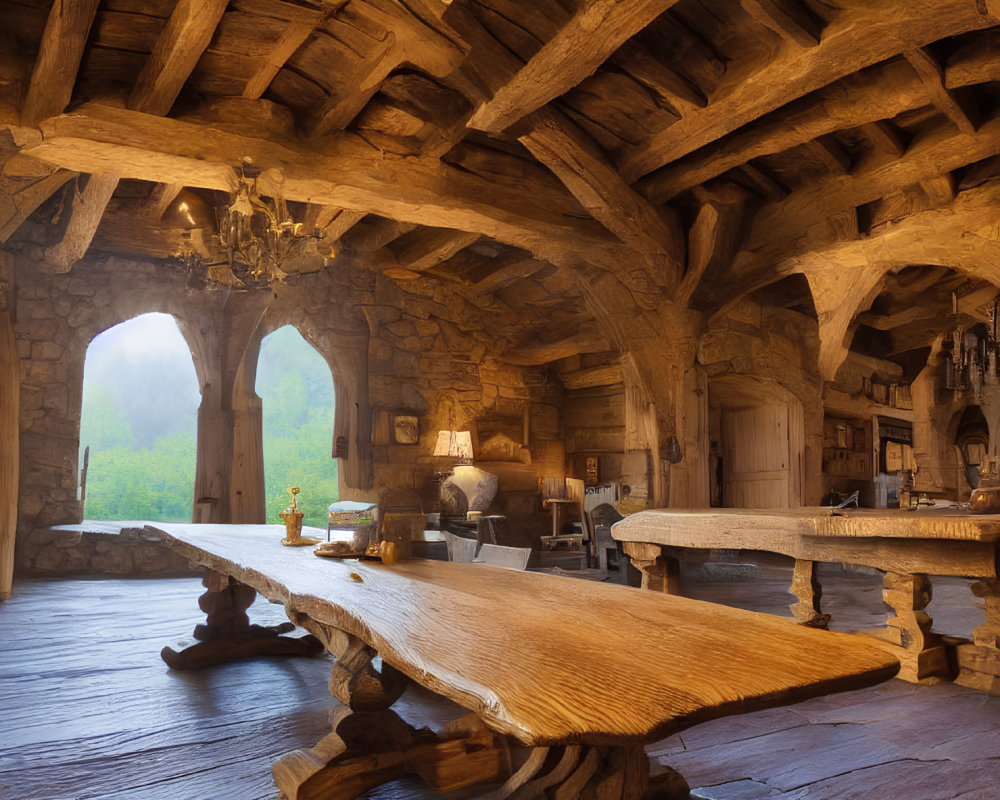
xmin=280 ymin=487 xmax=322 ymax=546
xmin=314 ymin=540 xmax=362 ymax=558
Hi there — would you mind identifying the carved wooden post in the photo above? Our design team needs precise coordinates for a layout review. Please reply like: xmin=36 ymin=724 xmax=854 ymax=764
xmin=956 ymin=578 xmax=1000 ymax=693
xmin=881 ymin=572 xmax=949 ymax=682
xmin=788 ymin=559 xmax=831 ymax=628
xmin=622 ymin=541 xmax=681 ymax=593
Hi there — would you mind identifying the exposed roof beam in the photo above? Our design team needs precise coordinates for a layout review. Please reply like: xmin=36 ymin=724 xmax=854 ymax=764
xmin=500 ymin=332 xmax=612 ymax=366
xmin=308 ymin=3 xmax=466 ymax=137
xmin=386 ymin=228 xmax=481 ymax=272
xmin=804 ymin=136 xmax=852 ymax=175
xmin=20 ymin=0 xmax=101 ymax=127
xmin=611 ymin=40 xmax=707 ymax=111
xmin=711 ymin=116 xmax=1000 ymax=310
xmin=0 ymin=169 xmax=75 ymax=242
xmin=24 ymin=104 xmax=627 ymax=272
xmin=861 ymin=120 xmax=906 ymax=157
xmin=620 ymin=0 xmax=999 ymax=181
xmin=519 ymin=107 xmax=684 ymax=291
xmin=738 ymin=0 xmax=823 ymax=48
xmin=241 ymin=2 xmax=327 ymax=100
xmin=147 ymin=182 xmax=184 ymax=220
xmin=128 ymin=0 xmax=229 ymax=116
xmin=41 ymin=172 xmax=119 ymax=272
xmin=467 ymin=0 xmax=680 ymax=134
xmin=905 ymin=47 xmax=976 ymax=134
xmin=945 ymin=29 xmax=1000 ymax=87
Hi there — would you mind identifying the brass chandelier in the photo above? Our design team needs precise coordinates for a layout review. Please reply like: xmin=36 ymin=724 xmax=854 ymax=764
xmin=215 ymin=160 xmax=321 ymax=285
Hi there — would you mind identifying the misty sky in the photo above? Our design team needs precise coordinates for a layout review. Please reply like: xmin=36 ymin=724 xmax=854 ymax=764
xmin=83 ymin=313 xmax=201 ymax=448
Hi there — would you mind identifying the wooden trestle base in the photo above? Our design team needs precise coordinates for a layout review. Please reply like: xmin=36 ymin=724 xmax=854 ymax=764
xmin=626 ymin=543 xmax=1000 ymax=692
xmin=159 ymin=571 xmax=323 ymax=670
xmin=271 ymin=611 xmax=688 ymax=800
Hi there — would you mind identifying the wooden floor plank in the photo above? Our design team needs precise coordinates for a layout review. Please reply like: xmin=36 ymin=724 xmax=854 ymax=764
xmin=2 ymin=563 xmax=999 ymax=800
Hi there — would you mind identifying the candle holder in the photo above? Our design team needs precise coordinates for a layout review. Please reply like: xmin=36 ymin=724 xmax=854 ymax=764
xmin=279 ymin=487 xmax=321 ymax=546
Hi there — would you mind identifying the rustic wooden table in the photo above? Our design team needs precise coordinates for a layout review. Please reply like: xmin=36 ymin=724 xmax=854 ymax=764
xmin=148 ymin=522 xmax=898 ymax=800
xmin=612 ymin=507 xmax=1000 ymax=689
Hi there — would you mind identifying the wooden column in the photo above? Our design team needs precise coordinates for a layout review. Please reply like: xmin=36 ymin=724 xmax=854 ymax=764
xmin=229 ymin=328 xmax=266 ymax=525
xmin=0 ymin=305 xmax=19 ymax=600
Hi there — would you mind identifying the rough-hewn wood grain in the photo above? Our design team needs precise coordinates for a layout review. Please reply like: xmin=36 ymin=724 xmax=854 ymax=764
xmin=41 ymin=171 xmax=119 ymax=273
xmin=20 ymin=0 xmax=100 ymax=127
xmin=127 ymin=0 xmax=229 ymax=116
xmin=468 ymin=0 xmax=680 ymax=133
xmin=620 ymin=0 xmax=999 ymax=180
xmin=149 ymin=522 xmax=898 ymax=747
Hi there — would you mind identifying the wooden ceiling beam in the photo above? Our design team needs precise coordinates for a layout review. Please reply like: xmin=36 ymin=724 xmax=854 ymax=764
xmin=147 ymin=182 xmax=184 ymax=220
xmin=0 ymin=169 xmax=75 ymax=243
xmin=24 ymin=104 xmax=626 ymax=272
xmin=711 ymin=119 xmax=1000 ymax=310
xmin=620 ymin=0 xmax=999 ymax=181
xmin=738 ymin=0 xmax=823 ymax=48
xmin=945 ymin=29 xmax=1000 ymax=87
xmin=611 ymin=41 xmax=708 ymax=112
xmin=467 ymin=0 xmax=680 ymax=134
xmin=471 ymin=257 xmax=551 ymax=295
xmin=20 ymin=0 xmax=101 ymax=127
xmin=41 ymin=172 xmax=119 ymax=272
xmin=387 ymin=228 xmax=481 ymax=272
xmin=905 ymin=47 xmax=976 ymax=134
xmin=242 ymin=8 xmax=327 ymax=100
xmin=638 ymin=60 xmax=925 ymax=202
xmin=519 ymin=107 xmax=684 ymax=291
xmin=805 ymin=136 xmax=852 ymax=175
xmin=128 ymin=0 xmax=229 ymax=116
xmin=861 ymin=120 xmax=906 ymax=158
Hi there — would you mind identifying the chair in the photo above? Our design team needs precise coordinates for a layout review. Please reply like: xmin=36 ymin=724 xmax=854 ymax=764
xmin=586 ymin=503 xmax=625 ymax=575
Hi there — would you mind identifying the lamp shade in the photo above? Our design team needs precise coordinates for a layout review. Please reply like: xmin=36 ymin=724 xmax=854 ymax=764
xmin=433 ymin=430 xmax=473 ymax=460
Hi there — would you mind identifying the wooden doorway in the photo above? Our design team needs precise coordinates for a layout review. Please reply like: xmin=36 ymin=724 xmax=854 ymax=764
xmin=710 ymin=378 xmax=804 ymax=509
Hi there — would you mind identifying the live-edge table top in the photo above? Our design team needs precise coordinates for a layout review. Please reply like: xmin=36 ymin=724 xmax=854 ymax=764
xmin=147 ymin=522 xmax=898 ymax=748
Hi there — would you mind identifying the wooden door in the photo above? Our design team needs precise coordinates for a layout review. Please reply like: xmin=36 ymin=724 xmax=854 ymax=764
xmin=722 ymin=404 xmax=790 ymax=508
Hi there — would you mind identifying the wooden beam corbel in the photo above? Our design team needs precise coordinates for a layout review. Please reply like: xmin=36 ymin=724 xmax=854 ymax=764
xmin=128 ymin=0 xmax=229 ymax=116
xmin=0 ymin=169 xmax=75 ymax=243
xmin=467 ymin=0 xmax=681 ymax=134
xmin=20 ymin=0 xmax=101 ymax=127
xmin=676 ymin=183 xmax=754 ymax=307
xmin=41 ymin=172 xmax=119 ymax=273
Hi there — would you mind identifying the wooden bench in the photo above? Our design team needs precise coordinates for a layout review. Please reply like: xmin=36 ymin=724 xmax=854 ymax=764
xmin=612 ymin=506 xmax=1000 ymax=688
xmin=148 ymin=522 xmax=899 ymax=800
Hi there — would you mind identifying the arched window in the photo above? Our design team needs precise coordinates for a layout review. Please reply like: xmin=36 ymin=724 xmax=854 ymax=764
xmin=79 ymin=313 xmax=199 ymax=520
xmin=256 ymin=325 xmax=338 ymax=528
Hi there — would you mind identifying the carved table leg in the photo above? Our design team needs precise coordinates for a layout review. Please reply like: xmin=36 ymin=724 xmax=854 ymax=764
xmin=273 ymin=619 xmax=511 ymax=800
xmin=788 ymin=559 xmax=831 ymax=629
xmin=160 ymin=571 xmax=323 ymax=670
xmin=870 ymin=572 xmax=949 ymax=683
xmin=495 ymin=743 xmax=688 ymax=800
xmin=622 ymin=541 xmax=681 ymax=594
xmin=955 ymin=578 xmax=1000 ymax=694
